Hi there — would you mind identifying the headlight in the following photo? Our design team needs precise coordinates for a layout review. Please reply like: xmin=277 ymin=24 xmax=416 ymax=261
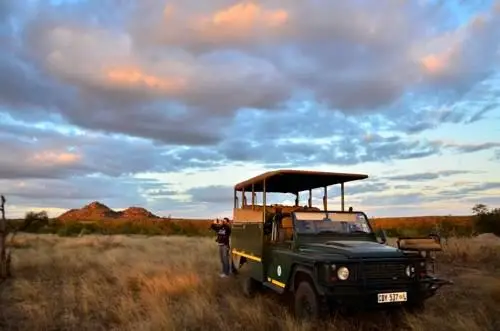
xmin=337 ymin=266 xmax=350 ymax=280
xmin=405 ymin=265 xmax=415 ymax=277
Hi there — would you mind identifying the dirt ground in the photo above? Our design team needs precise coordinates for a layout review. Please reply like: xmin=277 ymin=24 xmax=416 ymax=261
xmin=1 ymin=234 xmax=499 ymax=331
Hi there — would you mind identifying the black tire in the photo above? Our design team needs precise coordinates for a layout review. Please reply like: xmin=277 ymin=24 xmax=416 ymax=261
xmin=293 ymin=280 xmax=328 ymax=320
xmin=243 ymin=276 xmax=261 ymax=298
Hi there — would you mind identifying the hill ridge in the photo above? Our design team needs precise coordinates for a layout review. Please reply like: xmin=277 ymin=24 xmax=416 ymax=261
xmin=57 ymin=201 xmax=159 ymax=221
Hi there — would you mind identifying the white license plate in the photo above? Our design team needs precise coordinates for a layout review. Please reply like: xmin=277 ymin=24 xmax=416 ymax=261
xmin=377 ymin=292 xmax=407 ymax=303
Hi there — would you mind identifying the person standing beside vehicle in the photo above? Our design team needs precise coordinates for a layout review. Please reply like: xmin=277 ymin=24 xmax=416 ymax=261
xmin=209 ymin=217 xmax=232 ymax=277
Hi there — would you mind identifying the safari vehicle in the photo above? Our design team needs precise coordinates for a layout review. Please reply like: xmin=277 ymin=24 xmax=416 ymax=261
xmin=230 ymin=170 xmax=453 ymax=319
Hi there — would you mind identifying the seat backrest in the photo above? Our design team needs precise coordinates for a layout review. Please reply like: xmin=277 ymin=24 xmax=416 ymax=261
xmin=282 ymin=217 xmax=293 ymax=228
xmin=280 ymin=217 xmax=294 ymax=241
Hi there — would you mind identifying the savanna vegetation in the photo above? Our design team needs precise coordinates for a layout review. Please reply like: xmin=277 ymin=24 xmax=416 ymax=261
xmin=7 ymin=214 xmax=214 ymax=237
xmin=0 ymin=233 xmax=499 ymax=331
xmin=372 ymin=204 xmax=500 ymax=238
xmin=0 ymin=202 xmax=499 ymax=330
xmin=7 ymin=203 xmax=500 ymax=239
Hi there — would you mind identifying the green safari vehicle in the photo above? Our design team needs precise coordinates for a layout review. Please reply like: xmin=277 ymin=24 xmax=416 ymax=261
xmin=229 ymin=170 xmax=453 ymax=319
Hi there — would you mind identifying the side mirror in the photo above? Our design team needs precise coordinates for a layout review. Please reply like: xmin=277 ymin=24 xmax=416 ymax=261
xmin=377 ymin=229 xmax=387 ymax=244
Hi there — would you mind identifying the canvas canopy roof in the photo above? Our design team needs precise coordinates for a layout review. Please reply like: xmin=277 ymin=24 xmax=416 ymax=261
xmin=234 ymin=169 xmax=368 ymax=193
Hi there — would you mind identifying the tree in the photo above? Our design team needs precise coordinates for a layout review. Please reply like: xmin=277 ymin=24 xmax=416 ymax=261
xmin=472 ymin=203 xmax=488 ymax=215
xmin=472 ymin=204 xmax=500 ymax=236
xmin=25 ymin=211 xmax=49 ymax=223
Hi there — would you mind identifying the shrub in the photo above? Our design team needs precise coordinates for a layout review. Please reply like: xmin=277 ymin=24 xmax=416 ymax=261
xmin=17 ymin=203 xmax=498 ymax=239
xmin=23 ymin=211 xmax=49 ymax=232
xmin=472 ymin=204 xmax=500 ymax=236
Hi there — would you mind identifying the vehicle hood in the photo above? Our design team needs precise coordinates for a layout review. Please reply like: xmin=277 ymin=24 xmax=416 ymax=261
xmin=298 ymin=240 xmax=404 ymax=259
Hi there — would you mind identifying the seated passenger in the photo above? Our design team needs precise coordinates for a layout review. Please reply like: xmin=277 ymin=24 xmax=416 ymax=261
xmin=274 ymin=207 xmax=283 ymax=227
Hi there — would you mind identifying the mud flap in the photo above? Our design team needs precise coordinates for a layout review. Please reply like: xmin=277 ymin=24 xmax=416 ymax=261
xmin=421 ymin=276 xmax=454 ymax=298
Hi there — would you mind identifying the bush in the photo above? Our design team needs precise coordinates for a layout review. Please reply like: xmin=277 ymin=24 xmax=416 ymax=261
xmin=472 ymin=204 xmax=500 ymax=236
xmin=33 ymin=218 xmax=215 ymax=237
xmin=18 ymin=203 xmax=497 ymax=239
xmin=23 ymin=211 xmax=49 ymax=232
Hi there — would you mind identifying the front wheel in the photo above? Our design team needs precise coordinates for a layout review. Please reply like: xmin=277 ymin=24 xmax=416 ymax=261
xmin=293 ymin=281 xmax=328 ymax=320
xmin=242 ymin=276 xmax=261 ymax=298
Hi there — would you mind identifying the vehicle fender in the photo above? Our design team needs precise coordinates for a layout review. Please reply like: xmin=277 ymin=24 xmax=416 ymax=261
xmin=288 ymin=264 xmax=326 ymax=296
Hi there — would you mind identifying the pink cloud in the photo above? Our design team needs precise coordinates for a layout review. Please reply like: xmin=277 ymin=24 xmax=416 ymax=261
xmin=30 ymin=150 xmax=82 ymax=166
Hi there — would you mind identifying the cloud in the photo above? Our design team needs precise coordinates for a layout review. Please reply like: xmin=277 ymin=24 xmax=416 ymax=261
xmin=1 ymin=0 xmax=498 ymax=141
xmin=0 ymin=116 xmax=227 ymax=179
xmin=218 ymin=131 xmax=444 ymax=167
xmin=444 ymin=142 xmax=500 ymax=153
xmin=444 ymin=182 xmax=500 ymax=196
xmin=360 ymin=182 xmax=500 ymax=210
xmin=466 ymin=102 xmax=499 ymax=123
xmin=0 ymin=0 xmax=499 ymax=217
xmin=360 ymin=193 xmax=437 ymax=207
xmin=5 ymin=109 xmax=491 ymax=183
xmin=186 ymin=185 xmax=233 ymax=204
xmin=387 ymin=170 xmax=470 ymax=182
xmin=0 ymin=175 xmax=164 ymax=211
xmin=341 ymin=182 xmax=390 ymax=196
xmin=147 ymin=188 xmax=179 ymax=198
xmin=0 ymin=170 xmax=211 ymax=218
xmin=364 ymin=181 xmax=500 ymax=207
xmin=461 ymin=196 xmax=500 ymax=209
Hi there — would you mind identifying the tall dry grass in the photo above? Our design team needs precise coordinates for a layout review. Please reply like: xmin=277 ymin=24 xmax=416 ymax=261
xmin=0 ymin=234 xmax=499 ymax=331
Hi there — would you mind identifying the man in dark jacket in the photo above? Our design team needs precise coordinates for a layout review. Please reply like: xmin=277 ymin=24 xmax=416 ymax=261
xmin=210 ymin=217 xmax=232 ymax=277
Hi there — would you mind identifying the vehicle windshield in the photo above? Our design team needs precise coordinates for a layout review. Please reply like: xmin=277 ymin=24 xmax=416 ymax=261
xmin=293 ymin=211 xmax=373 ymax=235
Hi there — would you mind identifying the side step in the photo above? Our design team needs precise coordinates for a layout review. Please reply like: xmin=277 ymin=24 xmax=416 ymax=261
xmin=262 ymin=281 xmax=286 ymax=294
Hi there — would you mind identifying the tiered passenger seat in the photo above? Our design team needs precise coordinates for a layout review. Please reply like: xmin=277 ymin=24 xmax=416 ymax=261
xmin=241 ymin=204 xmax=321 ymax=213
xmin=240 ymin=204 xmax=321 ymax=242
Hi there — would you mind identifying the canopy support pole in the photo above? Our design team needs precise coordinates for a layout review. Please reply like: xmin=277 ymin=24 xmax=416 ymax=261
xmin=262 ymin=179 xmax=267 ymax=220
xmin=341 ymin=182 xmax=345 ymax=211
xmin=234 ymin=189 xmax=237 ymax=209
xmin=323 ymin=186 xmax=327 ymax=211
xmin=241 ymin=188 xmax=245 ymax=208
xmin=251 ymin=184 xmax=255 ymax=210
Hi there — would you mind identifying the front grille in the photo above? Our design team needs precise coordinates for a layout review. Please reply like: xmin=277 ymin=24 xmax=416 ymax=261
xmin=361 ymin=262 xmax=407 ymax=286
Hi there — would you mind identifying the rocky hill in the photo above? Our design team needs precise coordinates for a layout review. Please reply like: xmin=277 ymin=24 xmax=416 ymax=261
xmin=57 ymin=201 xmax=159 ymax=221
xmin=120 ymin=207 xmax=159 ymax=220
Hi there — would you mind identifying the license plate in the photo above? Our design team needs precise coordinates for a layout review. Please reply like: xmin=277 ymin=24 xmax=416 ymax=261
xmin=377 ymin=292 xmax=407 ymax=303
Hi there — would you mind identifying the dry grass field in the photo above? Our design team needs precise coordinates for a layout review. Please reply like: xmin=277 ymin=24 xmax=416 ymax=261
xmin=1 ymin=234 xmax=500 ymax=331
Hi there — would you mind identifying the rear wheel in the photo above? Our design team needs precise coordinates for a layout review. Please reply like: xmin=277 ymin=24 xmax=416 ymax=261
xmin=293 ymin=280 xmax=328 ymax=320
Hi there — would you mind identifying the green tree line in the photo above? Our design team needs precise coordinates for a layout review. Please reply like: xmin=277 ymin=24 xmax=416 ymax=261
xmin=381 ymin=204 xmax=499 ymax=238
xmin=8 ymin=213 xmax=213 ymax=237
xmin=8 ymin=204 xmax=500 ymax=238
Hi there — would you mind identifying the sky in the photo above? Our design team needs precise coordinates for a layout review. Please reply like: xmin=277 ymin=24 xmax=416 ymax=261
xmin=0 ymin=0 xmax=499 ymax=219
